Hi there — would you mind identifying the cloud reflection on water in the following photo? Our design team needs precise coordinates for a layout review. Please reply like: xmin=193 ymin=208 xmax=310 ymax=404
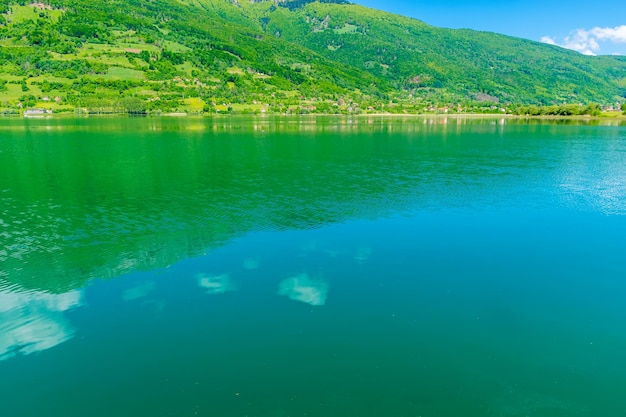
xmin=278 ymin=273 xmax=328 ymax=306
xmin=243 ymin=258 xmax=260 ymax=270
xmin=0 ymin=288 xmax=82 ymax=361
xmin=197 ymin=273 xmax=236 ymax=294
xmin=122 ymin=281 xmax=156 ymax=301
xmin=354 ymin=247 xmax=372 ymax=264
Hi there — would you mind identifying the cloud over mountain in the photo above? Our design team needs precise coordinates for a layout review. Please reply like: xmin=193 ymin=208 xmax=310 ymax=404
xmin=542 ymin=25 xmax=626 ymax=55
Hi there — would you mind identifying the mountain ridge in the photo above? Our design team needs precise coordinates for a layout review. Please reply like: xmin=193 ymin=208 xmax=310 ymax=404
xmin=1 ymin=0 xmax=625 ymax=114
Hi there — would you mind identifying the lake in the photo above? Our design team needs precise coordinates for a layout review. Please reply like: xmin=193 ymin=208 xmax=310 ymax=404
xmin=1 ymin=116 xmax=626 ymax=417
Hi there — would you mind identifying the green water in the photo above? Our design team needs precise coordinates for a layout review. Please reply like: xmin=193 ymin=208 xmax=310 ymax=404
xmin=1 ymin=116 xmax=626 ymax=417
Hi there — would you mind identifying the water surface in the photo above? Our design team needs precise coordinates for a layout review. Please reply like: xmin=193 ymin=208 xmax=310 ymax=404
xmin=1 ymin=116 xmax=626 ymax=417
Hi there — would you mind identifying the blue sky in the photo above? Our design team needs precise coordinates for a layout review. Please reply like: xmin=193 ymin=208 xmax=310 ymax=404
xmin=353 ymin=0 xmax=626 ymax=55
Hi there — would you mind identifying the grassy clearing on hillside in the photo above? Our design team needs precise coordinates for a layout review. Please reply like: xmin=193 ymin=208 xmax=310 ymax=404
xmin=227 ymin=67 xmax=245 ymax=75
xmin=63 ymin=50 xmax=138 ymax=68
xmin=0 ymin=84 xmax=23 ymax=101
xmin=117 ymin=43 xmax=160 ymax=54
xmin=85 ymin=66 xmax=146 ymax=81
xmin=137 ymin=89 xmax=159 ymax=97
xmin=0 ymin=74 xmax=24 ymax=82
xmin=4 ymin=5 xmax=63 ymax=25
xmin=333 ymin=23 xmax=359 ymax=34
xmin=161 ymin=40 xmax=191 ymax=53
xmin=29 ymin=75 xmax=71 ymax=83
xmin=80 ymin=42 xmax=159 ymax=55
xmin=183 ymin=97 xmax=205 ymax=112
xmin=175 ymin=61 xmax=200 ymax=76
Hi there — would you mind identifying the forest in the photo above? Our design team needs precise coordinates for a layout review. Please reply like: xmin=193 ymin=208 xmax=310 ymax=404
xmin=1 ymin=0 xmax=625 ymax=115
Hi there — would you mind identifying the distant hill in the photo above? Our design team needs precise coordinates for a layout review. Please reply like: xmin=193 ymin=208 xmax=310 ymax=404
xmin=1 ymin=0 xmax=625 ymax=114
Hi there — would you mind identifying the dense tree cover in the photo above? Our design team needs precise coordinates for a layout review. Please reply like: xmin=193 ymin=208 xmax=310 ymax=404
xmin=279 ymin=0 xmax=349 ymax=11
xmin=512 ymin=103 xmax=602 ymax=116
xmin=0 ymin=0 xmax=624 ymax=114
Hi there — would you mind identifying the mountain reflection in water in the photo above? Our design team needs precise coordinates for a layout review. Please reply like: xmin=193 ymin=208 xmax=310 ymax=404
xmin=2 ymin=117 xmax=624 ymax=294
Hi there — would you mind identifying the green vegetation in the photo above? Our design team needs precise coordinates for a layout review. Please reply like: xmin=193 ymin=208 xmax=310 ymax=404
xmin=512 ymin=103 xmax=602 ymax=116
xmin=0 ymin=0 xmax=625 ymax=115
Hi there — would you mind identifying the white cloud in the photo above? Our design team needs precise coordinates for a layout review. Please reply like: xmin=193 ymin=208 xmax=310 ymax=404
xmin=541 ymin=25 xmax=626 ymax=55
xmin=590 ymin=25 xmax=626 ymax=43
xmin=278 ymin=273 xmax=328 ymax=306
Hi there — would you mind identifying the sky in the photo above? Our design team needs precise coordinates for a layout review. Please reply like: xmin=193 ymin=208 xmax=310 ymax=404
xmin=353 ymin=0 xmax=626 ymax=56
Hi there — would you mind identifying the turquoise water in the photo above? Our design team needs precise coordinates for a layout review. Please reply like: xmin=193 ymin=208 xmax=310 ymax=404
xmin=1 ymin=117 xmax=626 ymax=416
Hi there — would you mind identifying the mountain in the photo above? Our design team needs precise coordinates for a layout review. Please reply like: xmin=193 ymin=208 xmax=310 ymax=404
xmin=1 ymin=0 xmax=625 ymax=114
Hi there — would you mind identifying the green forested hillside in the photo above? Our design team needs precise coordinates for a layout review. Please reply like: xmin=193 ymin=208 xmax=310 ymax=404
xmin=1 ymin=0 xmax=625 ymax=114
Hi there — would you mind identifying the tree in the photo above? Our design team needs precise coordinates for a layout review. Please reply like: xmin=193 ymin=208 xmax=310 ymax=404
xmin=582 ymin=103 xmax=601 ymax=116
xmin=120 ymin=97 xmax=147 ymax=114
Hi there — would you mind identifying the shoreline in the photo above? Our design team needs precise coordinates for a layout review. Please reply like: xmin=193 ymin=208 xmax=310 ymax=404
xmin=1 ymin=112 xmax=625 ymax=121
